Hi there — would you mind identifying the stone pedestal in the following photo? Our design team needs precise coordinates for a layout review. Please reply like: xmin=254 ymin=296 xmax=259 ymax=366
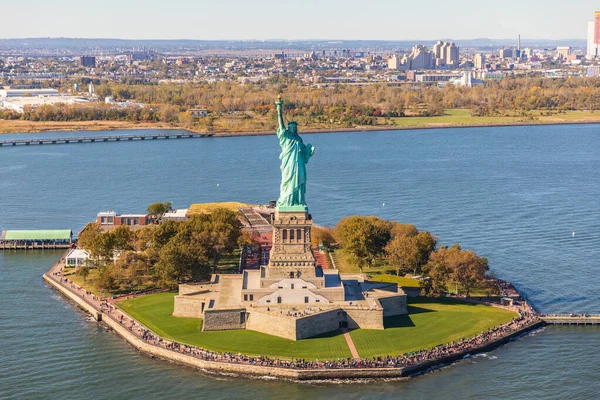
xmin=266 ymin=206 xmax=316 ymax=279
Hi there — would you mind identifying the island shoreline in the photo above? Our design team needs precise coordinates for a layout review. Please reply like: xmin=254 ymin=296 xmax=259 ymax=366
xmin=42 ymin=258 xmax=544 ymax=381
xmin=2 ymin=118 xmax=600 ymax=138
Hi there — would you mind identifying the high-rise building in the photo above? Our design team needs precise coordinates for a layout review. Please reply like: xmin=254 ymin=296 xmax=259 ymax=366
xmin=446 ymin=43 xmax=459 ymax=66
xmin=474 ymin=53 xmax=486 ymax=69
xmin=387 ymin=55 xmax=401 ymax=70
xmin=588 ymin=18 xmax=600 ymax=58
xmin=80 ymin=56 xmax=96 ymax=68
xmin=433 ymin=41 xmax=443 ymax=59
xmin=595 ymin=11 xmax=600 ymax=44
xmin=431 ymin=41 xmax=459 ymax=68
xmin=406 ymin=45 xmax=433 ymax=70
xmin=556 ymin=46 xmax=572 ymax=60
xmin=499 ymin=49 xmax=513 ymax=59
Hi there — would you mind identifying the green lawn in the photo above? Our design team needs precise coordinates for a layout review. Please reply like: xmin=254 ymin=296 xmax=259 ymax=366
xmin=118 ymin=292 xmax=351 ymax=360
xmin=118 ymin=292 xmax=516 ymax=361
xmin=378 ymin=109 xmax=600 ymax=129
xmin=368 ymin=274 xmax=422 ymax=288
xmin=350 ymin=297 xmax=516 ymax=358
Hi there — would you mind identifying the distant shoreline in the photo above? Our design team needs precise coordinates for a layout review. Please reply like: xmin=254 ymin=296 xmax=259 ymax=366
xmin=2 ymin=118 xmax=600 ymax=138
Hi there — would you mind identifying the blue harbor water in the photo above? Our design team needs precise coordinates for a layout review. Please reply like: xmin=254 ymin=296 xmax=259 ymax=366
xmin=0 ymin=124 xmax=599 ymax=399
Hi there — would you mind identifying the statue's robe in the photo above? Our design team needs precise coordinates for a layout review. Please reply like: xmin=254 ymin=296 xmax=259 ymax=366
xmin=277 ymin=126 xmax=314 ymax=207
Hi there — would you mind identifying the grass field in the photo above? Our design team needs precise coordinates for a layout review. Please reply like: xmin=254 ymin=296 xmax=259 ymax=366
xmin=4 ymin=109 xmax=600 ymax=136
xmin=380 ymin=109 xmax=600 ymax=128
xmin=118 ymin=292 xmax=352 ymax=360
xmin=187 ymin=202 xmax=250 ymax=216
xmin=350 ymin=297 xmax=516 ymax=358
xmin=118 ymin=292 xmax=516 ymax=360
xmin=368 ymin=274 xmax=422 ymax=288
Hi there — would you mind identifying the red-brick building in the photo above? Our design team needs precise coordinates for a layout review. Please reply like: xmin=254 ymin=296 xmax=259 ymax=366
xmin=96 ymin=211 xmax=150 ymax=228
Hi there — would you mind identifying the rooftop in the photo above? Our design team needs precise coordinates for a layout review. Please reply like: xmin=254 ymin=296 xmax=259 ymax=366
xmin=1 ymin=229 xmax=72 ymax=241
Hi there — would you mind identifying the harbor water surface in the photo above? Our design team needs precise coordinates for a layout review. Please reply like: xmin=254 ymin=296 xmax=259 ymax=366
xmin=0 ymin=124 xmax=599 ymax=399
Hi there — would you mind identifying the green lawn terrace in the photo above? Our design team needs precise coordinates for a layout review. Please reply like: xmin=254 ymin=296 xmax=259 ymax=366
xmin=118 ymin=292 xmax=516 ymax=361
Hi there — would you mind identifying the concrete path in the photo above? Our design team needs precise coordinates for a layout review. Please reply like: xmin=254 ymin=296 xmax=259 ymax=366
xmin=340 ymin=328 xmax=360 ymax=360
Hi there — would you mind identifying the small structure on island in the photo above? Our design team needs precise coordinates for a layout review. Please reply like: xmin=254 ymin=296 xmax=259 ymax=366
xmin=65 ymin=248 xmax=90 ymax=268
xmin=173 ymin=96 xmax=407 ymax=340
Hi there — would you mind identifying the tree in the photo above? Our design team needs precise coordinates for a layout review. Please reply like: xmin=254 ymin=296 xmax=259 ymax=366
xmin=390 ymin=222 xmax=418 ymax=239
xmin=147 ymin=202 xmax=172 ymax=221
xmin=151 ymin=219 xmax=180 ymax=250
xmin=187 ymin=208 xmax=242 ymax=273
xmin=97 ymin=265 xmax=116 ymax=291
xmin=423 ymin=244 xmax=488 ymax=297
xmin=385 ymin=235 xmax=419 ymax=277
xmin=311 ymin=226 xmax=335 ymax=247
xmin=111 ymin=225 xmax=135 ymax=251
xmin=385 ymin=231 xmax=436 ymax=276
xmin=77 ymin=266 xmax=90 ymax=282
xmin=334 ymin=216 xmax=392 ymax=272
xmin=77 ymin=223 xmax=102 ymax=250
xmin=155 ymin=233 xmax=211 ymax=283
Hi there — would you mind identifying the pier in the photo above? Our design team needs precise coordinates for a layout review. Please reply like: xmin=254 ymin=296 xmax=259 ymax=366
xmin=540 ymin=315 xmax=600 ymax=325
xmin=0 ymin=229 xmax=73 ymax=250
xmin=0 ymin=132 xmax=213 ymax=147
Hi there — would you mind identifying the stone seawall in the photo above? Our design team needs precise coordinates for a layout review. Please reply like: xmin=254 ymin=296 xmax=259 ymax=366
xmin=43 ymin=272 xmax=543 ymax=381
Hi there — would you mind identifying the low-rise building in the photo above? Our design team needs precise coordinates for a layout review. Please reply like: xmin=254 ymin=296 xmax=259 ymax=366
xmin=96 ymin=211 xmax=151 ymax=229
xmin=65 ymin=249 xmax=90 ymax=267
xmin=162 ymin=209 xmax=189 ymax=222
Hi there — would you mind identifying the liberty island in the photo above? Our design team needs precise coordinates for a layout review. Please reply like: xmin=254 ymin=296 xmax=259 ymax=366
xmin=37 ymin=99 xmax=545 ymax=381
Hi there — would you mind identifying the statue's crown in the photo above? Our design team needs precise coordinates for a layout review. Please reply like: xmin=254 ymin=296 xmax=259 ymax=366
xmin=288 ymin=120 xmax=298 ymax=126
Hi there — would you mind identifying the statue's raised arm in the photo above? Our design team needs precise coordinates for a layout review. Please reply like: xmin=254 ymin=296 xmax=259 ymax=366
xmin=275 ymin=95 xmax=286 ymax=137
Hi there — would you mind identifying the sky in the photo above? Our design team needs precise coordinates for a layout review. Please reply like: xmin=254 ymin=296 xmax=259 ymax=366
xmin=0 ymin=0 xmax=598 ymax=40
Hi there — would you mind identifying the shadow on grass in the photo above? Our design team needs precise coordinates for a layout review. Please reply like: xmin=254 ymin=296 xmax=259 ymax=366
xmin=308 ymin=329 xmax=346 ymax=339
xmin=384 ymin=315 xmax=416 ymax=328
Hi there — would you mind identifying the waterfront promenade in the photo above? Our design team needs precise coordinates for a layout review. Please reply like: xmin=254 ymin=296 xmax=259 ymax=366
xmin=43 ymin=253 xmax=543 ymax=380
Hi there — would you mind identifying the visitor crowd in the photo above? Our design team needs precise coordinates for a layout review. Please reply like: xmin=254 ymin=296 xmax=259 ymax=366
xmin=121 ymin=310 xmax=540 ymax=371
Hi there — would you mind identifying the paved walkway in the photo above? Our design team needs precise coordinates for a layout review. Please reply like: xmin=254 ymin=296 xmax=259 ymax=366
xmin=340 ymin=328 xmax=360 ymax=360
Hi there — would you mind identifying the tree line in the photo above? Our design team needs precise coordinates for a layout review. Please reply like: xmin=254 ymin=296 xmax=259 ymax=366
xmin=4 ymin=76 xmax=600 ymax=129
xmin=326 ymin=216 xmax=491 ymax=297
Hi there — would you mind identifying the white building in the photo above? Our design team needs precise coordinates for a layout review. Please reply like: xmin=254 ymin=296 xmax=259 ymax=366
xmin=1 ymin=95 xmax=89 ymax=113
xmin=474 ymin=53 xmax=486 ymax=69
xmin=65 ymin=249 xmax=90 ymax=268
xmin=162 ymin=209 xmax=189 ymax=222
xmin=387 ymin=55 xmax=401 ymax=70
xmin=0 ymin=88 xmax=59 ymax=98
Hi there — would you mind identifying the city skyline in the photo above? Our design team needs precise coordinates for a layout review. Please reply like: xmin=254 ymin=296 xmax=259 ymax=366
xmin=1 ymin=0 xmax=598 ymax=41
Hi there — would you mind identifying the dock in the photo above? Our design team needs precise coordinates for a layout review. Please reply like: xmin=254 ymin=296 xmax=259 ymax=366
xmin=540 ymin=315 xmax=600 ymax=325
xmin=0 ymin=132 xmax=213 ymax=147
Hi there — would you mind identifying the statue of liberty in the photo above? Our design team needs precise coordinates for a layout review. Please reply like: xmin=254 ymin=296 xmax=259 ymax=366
xmin=275 ymin=95 xmax=315 ymax=209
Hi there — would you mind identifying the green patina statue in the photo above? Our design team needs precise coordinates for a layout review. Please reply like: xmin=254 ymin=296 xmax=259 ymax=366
xmin=275 ymin=95 xmax=315 ymax=209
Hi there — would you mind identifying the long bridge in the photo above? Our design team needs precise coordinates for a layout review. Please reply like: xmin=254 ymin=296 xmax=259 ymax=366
xmin=539 ymin=315 xmax=600 ymax=325
xmin=0 ymin=132 xmax=213 ymax=146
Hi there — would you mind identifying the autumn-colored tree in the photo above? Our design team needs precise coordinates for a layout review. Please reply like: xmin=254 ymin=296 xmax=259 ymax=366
xmin=423 ymin=244 xmax=488 ymax=297
xmin=385 ymin=231 xmax=437 ymax=276
xmin=311 ymin=225 xmax=335 ymax=247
